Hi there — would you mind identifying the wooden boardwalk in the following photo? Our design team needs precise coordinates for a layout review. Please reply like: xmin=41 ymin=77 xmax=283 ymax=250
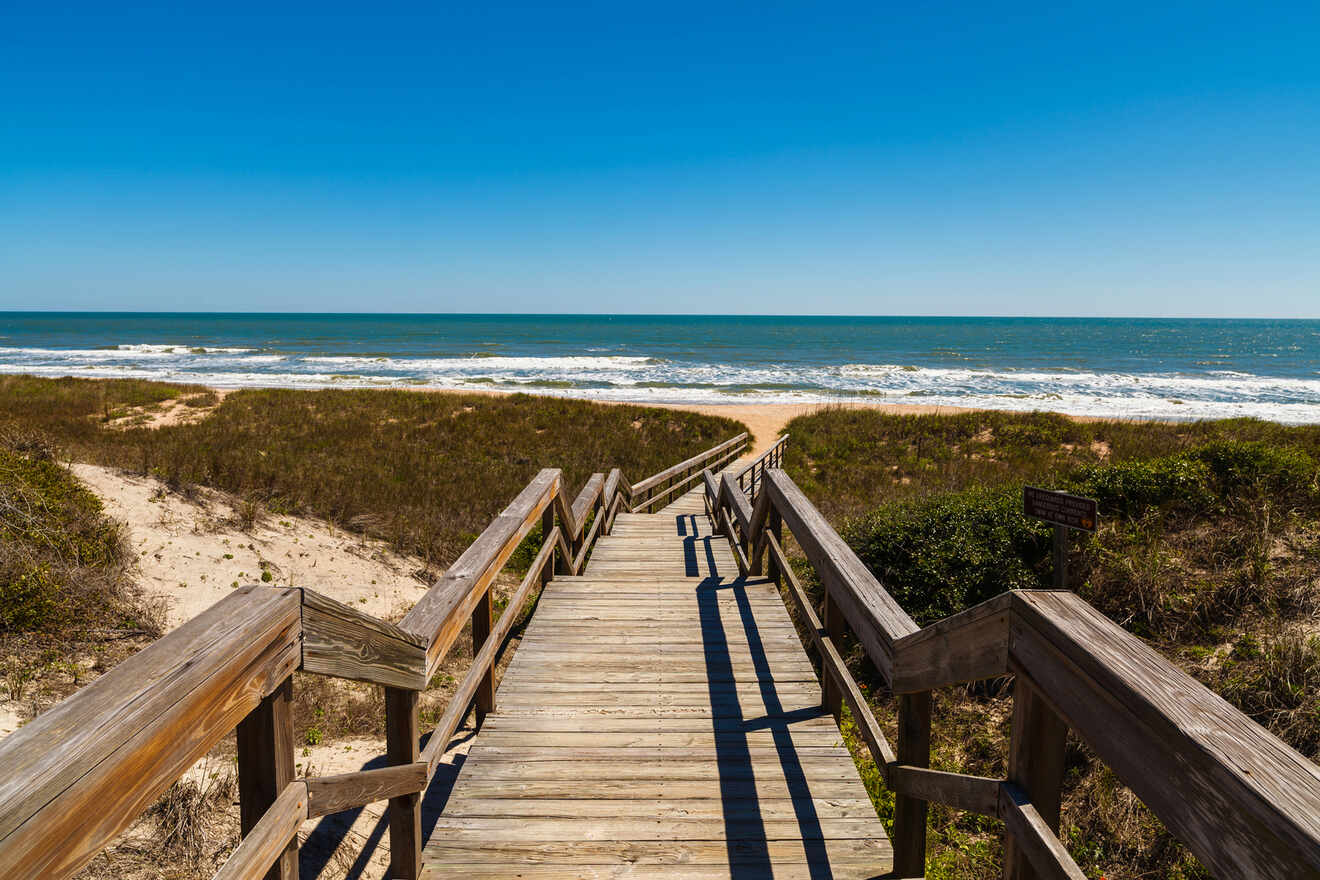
xmin=8 ymin=432 xmax=1320 ymax=879
xmin=421 ymin=486 xmax=894 ymax=878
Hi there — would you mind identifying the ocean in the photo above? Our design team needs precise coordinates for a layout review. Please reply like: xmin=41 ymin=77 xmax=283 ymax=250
xmin=2 ymin=313 xmax=1318 ymax=423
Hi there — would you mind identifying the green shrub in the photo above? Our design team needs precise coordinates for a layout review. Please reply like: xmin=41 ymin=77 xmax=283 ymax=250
xmin=1190 ymin=440 xmax=1317 ymax=502
xmin=1071 ymin=456 xmax=1213 ymax=518
xmin=0 ymin=437 xmax=142 ymax=635
xmin=843 ymin=487 xmax=1051 ymax=624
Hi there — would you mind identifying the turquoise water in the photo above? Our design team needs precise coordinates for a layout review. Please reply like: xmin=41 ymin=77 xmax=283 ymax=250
xmin=1 ymin=313 xmax=1318 ymax=422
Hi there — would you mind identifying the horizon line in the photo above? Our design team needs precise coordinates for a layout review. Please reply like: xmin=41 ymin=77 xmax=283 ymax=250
xmin=2 ymin=310 xmax=1317 ymax=321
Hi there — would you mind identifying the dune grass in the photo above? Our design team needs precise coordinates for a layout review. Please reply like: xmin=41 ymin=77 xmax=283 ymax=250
xmin=0 ymin=426 xmax=161 ymax=711
xmin=0 ymin=376 xmax=746 ymax=567
xmin=781 ymin=406 xmax=1320 ymax=880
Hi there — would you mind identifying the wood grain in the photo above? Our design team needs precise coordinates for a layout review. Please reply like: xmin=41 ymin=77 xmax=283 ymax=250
xmin=891 ymin=592 xmax=1011 ymax=693
xmin=385 ymin=687 xmax=422 ymax=880
xmin=236 ymin=675 xmax=297 ymax=880
xmin=306 ymin=762 xmax=428 ymax=818
xmin=889 ymin=765 xmax=1000 ymax=817
xmin=764 ymin=470 xmax=918 ymax=683
xmin=422 ymin=481 xmax=892 ymax=878
xmin=1010 ymin=589 xmax=1320 ymax=878
xmin=402 ymin=468 xmax=558 ymax=676
xmin=300 ymin=588 xmax=427 ymax=690
xmin=213 ymin=781 xmax=309 ymax=880
xmin=0 ymin=586 xmax=300 ymax=879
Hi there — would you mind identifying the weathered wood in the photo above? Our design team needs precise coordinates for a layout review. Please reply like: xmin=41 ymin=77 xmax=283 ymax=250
xmin=300 ymin=588 xmax=427 ymax=690
xmin=571 ymin=472 xmax=605 ymax=533
xmin=821 ymin=590 xmax=844 ymax=720
xmin=890 ymin=765 xmax=1000 ymax=817
xmin=765 ymin=470 xmax=918 ymax=683
xmin=1004 ymin=669 xmax=1069 ymax=880
xmin=420 ymin=534 xmax=557 ymax=774
xmin=998 ymin=783 xmax=1087 ymax=880
xmin=635 ymin=445 xmax=744 ymax=513
xmin=601 ymin=469 xmax=622 ymax=533
xmin=766 ymin=507 xmax=783 ymax=582
xmin=553 ymin=524 xmax=577 ymax=575
xmin=702 ymin=469 xmax=721 ymax=525
xmin=733 ymin=433 xmax=789 ymax=487
xmin=212 ymin=781 xmax=309 ymax=880
xmin=571 ymin=503 xmax=604 ymax=572
xmin=891 ymin=592 xmax=1012 ymax=693
xmin=1010 ymin=589 xmax=1320 ymax=879
xmin=401 ymin=468 xmax=559 ymax=676
xmin=443 ymin=795 xmax=875 ymax=819
xmin=237 ymin=674 xmax=298 ymax=880
xmin=306 ymin=762 xmax=428 ymax=818
xmin=891 ymin=691 xmax=931 ymax=877
xmin=472 ymin=587 xmax=495 ymax=724
xmin=0 ymin=586 xmax=301 ymax=879
xmin=423 ymin=483 xmax=891 ymax=878
xmin=630 ymin=433 xmax=748 ymax=495
xmin=422 ymin=839 xmax=891 ymax=875
xmin=717 ymin=508 xmax=751 ymax=574
xmin=386 ymin=687 xmax=422 ymax=880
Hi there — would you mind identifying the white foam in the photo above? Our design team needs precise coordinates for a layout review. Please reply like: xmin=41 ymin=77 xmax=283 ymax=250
xmin=2 ymin=347 xmax=1318 ymax=424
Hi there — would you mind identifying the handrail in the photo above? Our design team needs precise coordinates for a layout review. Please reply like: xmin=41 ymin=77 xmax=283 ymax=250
xmin=0 ymin=432 xmax=750 ymax=880
xmin=707 ymin=465 xmax=1320 ymax=878
xmin=735 ymin=432 xmax=788 ymax=501
xmin=627 ymin=432 xmax=748 ymax=512
xmin=0 ymin=585 xmax=302 ymax=878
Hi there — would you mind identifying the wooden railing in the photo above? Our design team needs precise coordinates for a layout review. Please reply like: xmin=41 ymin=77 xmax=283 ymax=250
xmin=706 ymin=466 xmax=1320 ymax=879
xmin=735 ymin=431 xmax=788 ymax=502
xmin=0 ymin=434 xmax=747 ymax=880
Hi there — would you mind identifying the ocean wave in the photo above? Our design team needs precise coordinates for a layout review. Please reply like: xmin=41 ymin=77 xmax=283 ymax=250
xmin=301 ymin=354 xmax=659 ymax=370
xmin=2 ymin=346 xmax=1319 ymax=424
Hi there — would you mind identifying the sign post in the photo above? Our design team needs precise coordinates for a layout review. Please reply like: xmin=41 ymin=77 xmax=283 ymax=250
xmin=1023 ymin=487 xmax=1099 ymax=590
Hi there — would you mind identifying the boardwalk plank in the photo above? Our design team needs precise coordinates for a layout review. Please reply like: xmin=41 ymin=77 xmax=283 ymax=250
xmin=421 ymin=485 xmax=893 ymax=877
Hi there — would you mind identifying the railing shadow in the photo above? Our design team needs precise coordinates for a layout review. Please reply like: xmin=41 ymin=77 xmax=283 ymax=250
xmin=697 ymin=547 xmax=832 ymax=877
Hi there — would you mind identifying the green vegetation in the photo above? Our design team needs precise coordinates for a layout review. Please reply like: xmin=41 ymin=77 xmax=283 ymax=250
xmin=0 ymin=375 xmax=745 ymax=565
xmin=0 ymin=430 xmax=142 ymax=635
xmin=0 ymin=427 xmax=160 ymax=704
xmin=783 ymin=406 xmax=1320 ymax=880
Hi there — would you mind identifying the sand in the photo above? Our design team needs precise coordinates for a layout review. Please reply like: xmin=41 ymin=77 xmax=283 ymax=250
xmin=70 ymin=463 xmax=432 ymax=630
xmin=644 ymin=401 xmax=985 ymax=457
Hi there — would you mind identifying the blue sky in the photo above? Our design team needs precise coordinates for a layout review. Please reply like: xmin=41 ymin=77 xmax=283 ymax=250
xmin=2 ymin=1 xmax=1318 ymax=316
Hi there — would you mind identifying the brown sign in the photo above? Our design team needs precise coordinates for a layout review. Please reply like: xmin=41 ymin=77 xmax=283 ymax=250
xmin=1023 ymin=486 xmax=1098 ymax=531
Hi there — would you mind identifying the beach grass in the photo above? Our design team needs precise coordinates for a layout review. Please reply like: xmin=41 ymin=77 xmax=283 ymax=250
xmin=0 ymin=375 xmax=747 ymax=566
xmin=781 ymin=406 xmax=1320 ymax=880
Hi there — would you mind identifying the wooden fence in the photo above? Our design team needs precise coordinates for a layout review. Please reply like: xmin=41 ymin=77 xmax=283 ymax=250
xmin=706 ymin=461 xmax=1320 ymax=879
xmin=0 ymin=433 xmax=748 ymax=880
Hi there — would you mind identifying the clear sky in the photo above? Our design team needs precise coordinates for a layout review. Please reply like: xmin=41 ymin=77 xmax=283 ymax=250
xmin=2 ymin=1 xmax=1318 ymax=316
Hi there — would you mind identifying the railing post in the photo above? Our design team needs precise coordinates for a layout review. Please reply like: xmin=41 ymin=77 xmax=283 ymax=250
xmin=385 ymin=687 xmax=422 ymax=879
xmin=893 ymin=691 xmax=932 ymax=877
xmin=542 ymin=506 xmax=561 ymax=575
xmin=821 ymin=590 xmax=844 ymax=720
xmin=236 ymin=675 xmax=297 ymax=880
xmin=766 ymin=508 xmax=782 ymax=583
xmin=472 ymin=588 xmax=495 ymax=724
xmin=1004 ymin=675 xmax=1068 ymax=880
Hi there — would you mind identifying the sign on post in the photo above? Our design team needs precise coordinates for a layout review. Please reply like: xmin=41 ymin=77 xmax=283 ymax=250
xmin=1023 ymin=487 xmax=1099 ymax=589
xmin=1023 ymin=487 xmax=1098 ymax=532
